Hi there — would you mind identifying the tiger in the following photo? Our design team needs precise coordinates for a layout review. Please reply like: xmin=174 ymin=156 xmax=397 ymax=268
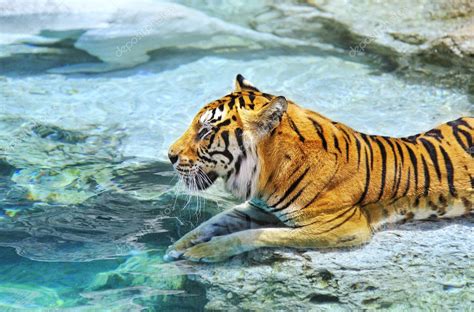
xmin=164 ymin=74 xmax=473 ymax=263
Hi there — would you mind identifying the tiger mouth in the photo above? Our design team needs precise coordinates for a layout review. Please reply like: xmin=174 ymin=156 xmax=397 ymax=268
xmin=180 ymin=170 xmax=218 ymax=190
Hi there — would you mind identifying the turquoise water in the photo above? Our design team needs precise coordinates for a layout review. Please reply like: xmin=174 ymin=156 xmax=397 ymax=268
xmin=0 ymin=1 xmax=473 ymax=310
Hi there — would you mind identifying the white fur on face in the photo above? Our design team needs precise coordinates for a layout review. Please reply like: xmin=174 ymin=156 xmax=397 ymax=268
xmin=199 ymin=107 xmax=226 ymax=125
xmin=225 ymin=143 xmax=260 ymax=200
xmin=198 ymin=105 xmax=260 ymax=200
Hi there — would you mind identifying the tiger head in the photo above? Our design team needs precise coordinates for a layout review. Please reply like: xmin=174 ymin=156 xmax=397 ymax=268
xmin=168 ymin=74 xmax=288 ymax=199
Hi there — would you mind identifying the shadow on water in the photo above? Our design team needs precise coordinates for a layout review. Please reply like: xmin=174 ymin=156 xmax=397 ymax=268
xmin=0 ymin=40 xmax=100 ymax=77
xmin=110 ymin=45 xmax=397 ymax=77
xmin=0 ymin=39 xmax=396 ymax=79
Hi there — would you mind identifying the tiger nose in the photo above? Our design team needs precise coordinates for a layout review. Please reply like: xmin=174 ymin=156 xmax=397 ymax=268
xmin=168 ymin=153 xmax=178 ymax=165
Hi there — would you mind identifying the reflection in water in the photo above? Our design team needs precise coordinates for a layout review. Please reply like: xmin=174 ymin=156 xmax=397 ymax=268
xmin=0 ymin=156 xmax=226 ymax=309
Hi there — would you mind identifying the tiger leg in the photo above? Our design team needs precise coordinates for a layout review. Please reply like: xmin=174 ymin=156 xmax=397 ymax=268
xmin=182 ymin=208 xmax=372 ymax=262
xmin=164 ymin=202 xmax=282 ymax=261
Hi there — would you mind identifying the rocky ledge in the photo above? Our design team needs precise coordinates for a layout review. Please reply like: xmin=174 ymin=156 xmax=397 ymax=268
xmin=191 ymin=217 xmax=473 ymax=310
xmin=252 ymin=0 xmax=474 ymax=91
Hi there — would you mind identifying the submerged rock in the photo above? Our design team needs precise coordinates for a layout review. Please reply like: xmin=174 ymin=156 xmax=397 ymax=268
xmin=191 ymin=218 xmax=473 ymax=310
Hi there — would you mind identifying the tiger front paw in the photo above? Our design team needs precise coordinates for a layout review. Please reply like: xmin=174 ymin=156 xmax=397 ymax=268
xmin=164 ymin=229 xmax=211 ymax=262
xmin=181 ymin=236 xmax=241 ymax=263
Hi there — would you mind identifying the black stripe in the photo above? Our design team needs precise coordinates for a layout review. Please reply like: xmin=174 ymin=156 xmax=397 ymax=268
xmin=338 ymin=126 xmax=352 ymax=161
xmin=287 ymin=115 xmax=305 ymax=143
xmin=381 ymin=137 xmax=398 ymax=198
xmin=339 ymin=127 xmax=352 ymax=142
xmin=308 ymin=117 xmax=328 ymax=151
xmin=246 ymin=181 xmax=252 ymax=199
xmin=391 ymin=161 xmax=403 ymax=199
xmin=374 ymin=138 xmax=387 ymax=201
xmin=451 ymin=125 xmax=468 ymax=150
xmin=401 ymin=167 xmax=412 ymax=198
xmin=448 ymin=119 xmax=473 ymax=153
xmin=392 ymin=140 xmax=405 ymax=200
xmin=266 ymin=165 xmax=301 ymax=202
xmin=198 ymin=150 xmax=217 ymax=164
xmin=354 ymin=147 xmax=371 ymax=206
xmin=355 ymin=135 xmax=362 ymax=169
xmin=298 ymin=206 xmax=358 ymax=233
xmin=405 ymin=144 xmax=418 ymax=194
xmin=394 ymin=140 xmax=405 ymax=167
xmin=234 ymin=155 xmax=243 ymax=175
xmin=344 ymin=136 xmax=350 ymax=161
xmin=272 ymin=183 xmax=309 ymax=212
xmin=261 ymin=93 xmax=273 ymax=100
xmin=208 ymin=133 xmax=216 ymax=147
xmin=228 ymin=97 xmax=236 ymax=110
xmin=419 ymin=138 xmax=442 ymax=181
xmin=458 ymin=128 xmax=473 ymax=155
xmin=248 ymin=93 xmax=255 ymax=104
xmin=402 ymin=134 xmax=420 ymax=143
xmin=221 ymin=130 xmax=229 ymax=147
xmin=421 ymin=155 xmax=430 ymax=196
xmin=215 ymin=118 xmax=231 ymax=129
xmin=208 ymin=130 xmax=234 ymax=163
xmin=448 ymin=117 xmax=473 ymax=130
xmin=360 ymin=134 xmax=374 ymax=170
xmin=234 ymin=128 xmax=246 ymax=157
xmin=209 ymin=108 xmax=216 ymax=121
xmin=333 ymin=135 xmax=342 ymax=154
xmin=439 ymin=146 xmax=457 ymax=197
xmin=271 ymin=167 xmax=310 ymax=207
xmin=198 ymin=128 xmax=209 ymax=140
xmin=425 ymin=129 xmax=444 ymax=142
xmin=293 ymin=164 xmax=341 ymax=213
xmin=414 ymin=197 xmax=420 ymax=207
xmin=300 ymin=190 xmax=322 ymax=210
xmin=323 ymin=205 xmax=355 ymax=224
xmin=238 ymin=97 xmax=245 ymax=108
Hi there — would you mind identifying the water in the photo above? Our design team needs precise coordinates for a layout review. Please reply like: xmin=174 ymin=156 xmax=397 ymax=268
xmin=0 ymin=1 xmax=472 ymax=310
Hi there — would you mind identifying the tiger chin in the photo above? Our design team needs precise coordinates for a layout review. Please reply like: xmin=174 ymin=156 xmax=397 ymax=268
xmin=164 ymin=74 xmax=473 ymax=263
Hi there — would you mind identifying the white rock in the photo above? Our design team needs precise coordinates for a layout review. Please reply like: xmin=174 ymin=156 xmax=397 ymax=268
xmin=0 ymin=0 xmax=327 ymax=72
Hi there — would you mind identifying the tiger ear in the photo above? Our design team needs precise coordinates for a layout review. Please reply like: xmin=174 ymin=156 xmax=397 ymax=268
xmin=234 ymin=74 xmax=260 ymax=92
xmin=246 ymin=96 xmax=287 ymax=137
